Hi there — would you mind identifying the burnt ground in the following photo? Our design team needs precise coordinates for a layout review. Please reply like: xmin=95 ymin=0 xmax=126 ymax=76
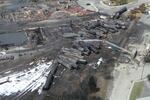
xmin=0 ymin=17 xmax=138 ymax=100
xmin=3 ymin=20 xmax=132 ymax=100
xmin=0 ymin=0 xmax=147 ymax=99
xmin=17 ymin=46 xmax=117 ymax=100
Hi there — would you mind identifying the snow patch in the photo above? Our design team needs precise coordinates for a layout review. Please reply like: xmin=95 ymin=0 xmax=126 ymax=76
xmin=0 ymin=60 xmax=53 ymax=96
xmin=97 ymin=57 xmax=103 ymax=66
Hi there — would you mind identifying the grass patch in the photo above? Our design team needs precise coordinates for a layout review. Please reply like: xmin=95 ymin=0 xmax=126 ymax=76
xmin=129 ymin=81 xmax=144 ymax=100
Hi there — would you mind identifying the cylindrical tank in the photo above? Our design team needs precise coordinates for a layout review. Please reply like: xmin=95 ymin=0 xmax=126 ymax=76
xmin=113 ymin=7 xmax=127 ymax=19
xmin=116 ymin=7 xmax=127 ymax=15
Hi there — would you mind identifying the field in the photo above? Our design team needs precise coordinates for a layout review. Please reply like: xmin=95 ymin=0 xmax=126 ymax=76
xmin=129 ymin=81 xmax=144 ymax=100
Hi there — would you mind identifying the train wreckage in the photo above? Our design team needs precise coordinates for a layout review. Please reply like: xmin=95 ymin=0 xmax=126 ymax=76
xmin=0 ymin=3 xmax=147 ymax=99
xmin=37 ymin=7 xmax=139 ymax=91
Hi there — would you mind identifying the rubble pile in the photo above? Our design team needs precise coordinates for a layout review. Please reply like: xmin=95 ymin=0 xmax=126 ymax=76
xmin=0 ymin=2 xmax=140 ymax=99
xmin=0 ymin=0 xmax=94 ymax=23
xmin=0 ymin=6 xmax=50 ymax=23
xmin=57 ymin=48 xmax=87 ymax=69
xmin=72 ymin=40 xmax=100 ymax=55
xmin=83 ymin=19 xmax=129 ymax=39
xmin=41 ymin=7 xmax=135 ymax=92
xmin=144 ymin=51 xmax=150 ymax=62
xmin=65 ymin=6 xmax=92 ymax=16
xmin=24 ymin=27 xmax=47 ymax=48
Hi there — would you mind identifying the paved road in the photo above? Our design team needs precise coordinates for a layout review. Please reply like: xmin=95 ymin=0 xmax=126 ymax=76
xmin=109 ymin=62 xmax=150 ymax=100
xmin=77 ymin=0 xmax=150 ymax=14
xmin=108 ymin=14 xmax=150 ymax=100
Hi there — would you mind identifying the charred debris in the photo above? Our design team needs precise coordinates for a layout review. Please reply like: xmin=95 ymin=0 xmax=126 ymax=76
xmin=0 ymin=6 xmax=139 ymax=99
xmin=41 ymin=7 xmax=137 ymax=91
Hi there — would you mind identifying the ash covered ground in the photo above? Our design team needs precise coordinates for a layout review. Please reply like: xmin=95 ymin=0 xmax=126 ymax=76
xmin=0 ymin=0 xmax=149 ymax=100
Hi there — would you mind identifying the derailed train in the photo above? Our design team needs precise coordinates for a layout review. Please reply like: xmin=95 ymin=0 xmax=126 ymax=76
xmin=43 ymin=7 xmax=130 ymax=90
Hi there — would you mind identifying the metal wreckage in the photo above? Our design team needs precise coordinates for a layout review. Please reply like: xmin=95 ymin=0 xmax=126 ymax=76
xmin=42 ymin=7 xmax=138 ymax=91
